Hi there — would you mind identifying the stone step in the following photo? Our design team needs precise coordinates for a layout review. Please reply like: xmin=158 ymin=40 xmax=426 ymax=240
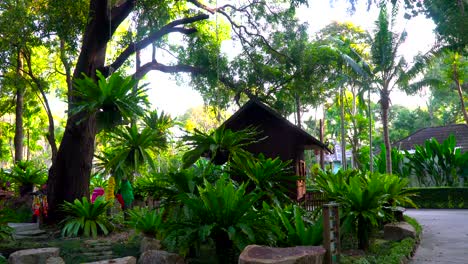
xmin=82 ymin=256 xmax=136 ymax=264
xmin=8 ymin=223 xmax=39 ymax=233
xmin=15 ymin=229 xmax=46 ymax=236
xmin=82 ymin=251 xmax=114 ymax=258
xmin=14 ymin=234 xmax=49 ymax=240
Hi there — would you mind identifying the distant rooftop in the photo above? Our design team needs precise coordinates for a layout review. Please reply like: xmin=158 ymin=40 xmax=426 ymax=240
xmin=393 ymin=124 xmax=468 ymax=152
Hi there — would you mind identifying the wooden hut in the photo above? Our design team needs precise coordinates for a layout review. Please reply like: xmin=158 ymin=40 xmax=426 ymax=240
xmin=222 ymin=99 xmax=330 ymax=200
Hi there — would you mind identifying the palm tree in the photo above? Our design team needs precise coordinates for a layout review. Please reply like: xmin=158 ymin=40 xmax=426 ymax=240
xmin=370 ymin=4 xmax=428 ymax=174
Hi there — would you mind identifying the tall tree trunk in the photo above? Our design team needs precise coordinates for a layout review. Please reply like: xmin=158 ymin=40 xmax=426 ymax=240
xmin=24 ymin=50 xmax=58 ymax=162
xmin=27 ymin=129 xmax=30 ymax=161
xmin=380 ymin=88 xmax=392 ymax=174
xmin=295 ymin=93 xmax=302 ymax=129
xmin=59 ymin=39 xmax=73 ymax=112
xmin=350 ymin=86 xmax=359 ymax=169
xmin=454 ymin=78 xmax=468 ymax=125
xmin=319 ymin=119 xmax=325 ymax=169
xmin=340 ymin=87 xmax=347 ymax=170
xmin=14 ymin=50 xmax=24 ymax=163
xmin=47 ymin=0 xmax=116 ymax=222
xmin=368 ymin=87 xmax=373 ymax=173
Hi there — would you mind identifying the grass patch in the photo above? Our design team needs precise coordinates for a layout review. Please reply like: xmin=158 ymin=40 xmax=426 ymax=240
xmin=341 ymin=216 xmax=422 ymax=264
xmin=112 ymin=234 xmax=140 ymax=258
xmin=404 ymin=215 xmax=422 ymax=236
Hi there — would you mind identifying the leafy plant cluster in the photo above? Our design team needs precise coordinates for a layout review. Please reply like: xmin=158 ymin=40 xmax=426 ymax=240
xmin=60 ymin=125 xmax=324 ymax=262
xmin=374 ymin=135 xmax=468 ymax=187
xmin=314 ymin=169 xmax=416 ymax=250
xmin=0 ymin=161 xmax=47 ymax=196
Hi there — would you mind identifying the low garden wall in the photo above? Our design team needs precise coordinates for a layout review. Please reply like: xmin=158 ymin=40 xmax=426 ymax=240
xmin=408 ymin=187 xmax=468 ymax=209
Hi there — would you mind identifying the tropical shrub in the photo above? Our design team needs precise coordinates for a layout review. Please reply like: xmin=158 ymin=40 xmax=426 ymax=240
xmin=148 ymin=160 xmax=226 ymax=203
xmin=230 ymin=154 xmax=295 ymax=206
xmin=314 ymin=170 xmax=414 ymax=250
xmin=406 ymin=135 xmax=468 ymax=186
xmin=90 ymin=173 xmax=108 ymax=193
xmin=181 ymin=126 xmax=260 ymax=168
xmin=380 ymin=174 xmax=417 ymax=208
xmin=163 ymin=177 xmax=280 ymax=260
xmin=374 ymin=145 xmax=410 ymax=178
xmin=8 ymin=161 xmax=47 ymax=196
xmin=71 ymin=71 xmax=148 ymax=131
xmin=127 ymin=207 xmax=164 ymax=237
xmin=61 ymin=197 xmax=112 ymax=238
xmin=271 ymin=204 xmax=323 ymax=246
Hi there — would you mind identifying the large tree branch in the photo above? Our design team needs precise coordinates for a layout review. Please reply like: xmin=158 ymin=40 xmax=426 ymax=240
xmin=101 ymin=14 xmax=208 ymax=76
xmin=188 ymin=0 xmax=291 ymax=61
xmin=110 ymin=0 xmax=137 ymax=33
xmin=133 ymin=61 xmax=204 ymax=80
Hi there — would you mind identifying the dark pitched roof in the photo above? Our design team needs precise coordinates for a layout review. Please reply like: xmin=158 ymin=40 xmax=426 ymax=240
xmin=223 ymin=99 xmax=331 ymax=152
xmin=393 ymin=124 xmax=468 ymax=152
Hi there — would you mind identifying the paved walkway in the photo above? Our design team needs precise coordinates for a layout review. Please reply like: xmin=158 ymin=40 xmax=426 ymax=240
xmin=406 ymin=209 xmax=468 ymax=264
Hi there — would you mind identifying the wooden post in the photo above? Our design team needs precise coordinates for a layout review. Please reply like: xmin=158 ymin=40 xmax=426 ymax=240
xmin=323 ymin=203 xmax=340 ymax=264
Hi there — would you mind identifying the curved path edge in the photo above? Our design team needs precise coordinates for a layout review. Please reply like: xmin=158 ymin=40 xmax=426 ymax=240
xmin=406 ymin=209 xmax=468 ymax=264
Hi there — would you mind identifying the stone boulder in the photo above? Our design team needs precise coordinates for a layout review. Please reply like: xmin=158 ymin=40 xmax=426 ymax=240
xmin=239 ymin=245 xmax=326 ymax=264
xmin=384 ymin=221 xmax=416 ymax=241
xmin=45 ymin=257 xmax=65 ymax=264
xmin=8 ymin=247 xmax=60 ymax=264
xmin=82 ymin=256 xmax=137 ymax=264
xmin=138 ymin=250 xmax=185 ymax=264
xmin=140 ymin=236 xmax=162 ymax=253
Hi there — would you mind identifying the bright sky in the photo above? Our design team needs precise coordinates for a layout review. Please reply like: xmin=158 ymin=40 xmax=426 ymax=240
xmin=144 ymin=0 xmax=437 ymax=118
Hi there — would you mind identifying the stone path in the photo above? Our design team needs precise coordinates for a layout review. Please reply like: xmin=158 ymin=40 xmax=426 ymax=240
xmin=406 ymin=209 xmax=468 ymax=264
xmin=7 ymin=222 xmax=48 ymax=240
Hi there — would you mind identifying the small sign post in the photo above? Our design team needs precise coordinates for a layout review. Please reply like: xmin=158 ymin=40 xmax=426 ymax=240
xmin=323 ymin=202 xmax=340 ymax=264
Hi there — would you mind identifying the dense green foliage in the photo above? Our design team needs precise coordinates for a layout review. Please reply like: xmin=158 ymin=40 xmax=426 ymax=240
xmin=5 ymin=161 xmax=47 ymax=195
xmin=230 ymin=154 xmax=296 ymax=205
xmin=182 ymin=126 xmax=259 ymax=168
xmin=60 ymin=197 xmax=112 ymax=238
xmin=409 ymin=187 xmax=468 ymax=209
xmin=374 ymin=145 xmax=410 ymax=177
xmin=271 ymin=204 xmax=323 ymax=246
xmin=127 ymin=207 xmax=164 ymax=237
xmin=314 ymin=169 xmax=415 ymax=250
xmin=406 ymin=135 xmax=468 ymax=186
xmin=71 ymin=71 xmax=149 ymax=131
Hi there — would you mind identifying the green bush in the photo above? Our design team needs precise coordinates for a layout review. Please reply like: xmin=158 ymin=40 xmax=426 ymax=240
xmin=7 ymin=161 xmax=47 ymax=196
xmin=181 ymin=126 xmax=259 ymax=168
xmin=163 ymin=177 xmax=280 ymax=259
xmin=406 ymin=135 xmax=468 ymax=187
xmin=61 ymin=197 xmax=112 ymax=238
xmin=314 ymin=170 xmax=415 ymax=250
xmin=230 ymin=154 xmax=295 ymax=206
xmin=408 ymin=187 xmax=468 ymax=208
xmin=270 ymin=204 xmax=323 ymax=246
xmin=127 ymin=207 xmax=164 ymax=237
